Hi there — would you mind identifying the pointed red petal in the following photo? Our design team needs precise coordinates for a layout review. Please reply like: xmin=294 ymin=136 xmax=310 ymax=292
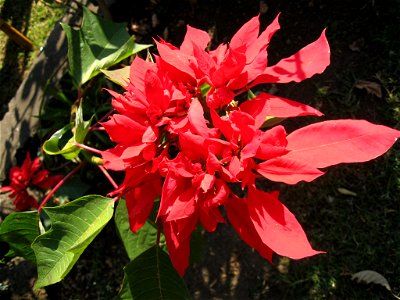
xmin=179 ymin=132 xmax=207 ymax=160
xmin=239 ymin=94 xmax=270 ymax=128
xmin=159 ymin=171 xmax=197 ymax=222
xmin=145 ymin=70 xmax=169 ymax=112
xmin=267 ymin=94 xmax=323 ymax=118
xmin=188 ymin=98 xmax=211 ymax=137
xmin=0 ymin=186 xmax=13 ymax=193
xmin=156 ymin=40 xmax=196 ymax=81
xmin=210 ymin=110 xmax=234 ymax=142
xmin=230 ymin=16 xmax=260 ymax=51
xmin=34 ymin=174 xmax=63 ymax=189
xmin=247 ymin=187 xmax=323 ymax=259
xmin=181 ymin=25 xmax=210 ymax=55
xmin=126 ymin=175 xmax=160 ymax=233
xmin=245 ymin=14 xmax=280 ymax=64
xmin=253 ymin=29 xmax=330 ymax=84
xmin=284 ymin=119 xmax=400 ymax=168
xmin=164 ymin=216 xmax=198 ymax=276
xmin=256 ymin=126 xmax=289 ymax=160
xmin=102 ymin=114 xmax=146 ymax=144
xmin=165 ymin=186 xmax=197 ymax=222
xmin=225 ymin=194 xmax=273 ymax=262
xmin=199 ymin=205 xmax=225 ymax=232
xmin=211 ymin=48 xmax=246 ymax=87
xmin=193 ymin=42 xmax=216 ymax=77
xmin=129 ymin=56 xmax=157 ymax=92
xmin=256 ymin=157 xmax=324 ymax=184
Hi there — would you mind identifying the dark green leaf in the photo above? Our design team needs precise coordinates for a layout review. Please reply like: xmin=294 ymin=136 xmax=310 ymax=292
xmin=61 ymin=7 xmax=151 ymax=85
xmin=189 ymin=225 xmax=204 ymax=264
xmin=32 ymin=195 xmax=114 ymax=288
xmin=0 ymin=211 xmax=39 ymax=263
xmin=117 ymin=246 xmax=190 ymax=300
xmin=115 ymin=199 xmax=166 ymax=261
xmin=55 ymin=176 xmax=91 ymax=200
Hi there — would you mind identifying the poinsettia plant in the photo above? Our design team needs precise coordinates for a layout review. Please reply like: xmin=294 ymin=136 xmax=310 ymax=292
xmin=0 ymin=7 xmax=399 ymax=298
xmin=0 ymin=153 xmax=62 ymax=210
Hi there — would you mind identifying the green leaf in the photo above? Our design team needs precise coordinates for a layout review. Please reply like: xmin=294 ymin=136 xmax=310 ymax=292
xmin=101 ymin=66 xmax=130 ymax=87
xmin=0 ymin=211 xmax=39 ymax=263
xmin=55 ymin=176 xmax=91 ymax=200
xmin=117 ymin=246 xmax=190 ymax=300
xmin=200 ymin=83 xmax=211 ymax=98
xmin=32 ymin=195 xmax=114 ymax=288
xmin=115 ymin=199 xmax=166 ymax=261
xmin=189 ymin=225 xmax=204 ymax=264
xmin=74 ymin=102 xmax=93 ymax=144
xmin=261 ymin=116 xmax=286 ymax=128
xmin=61 ymin=7 xmax=151 ymax=85
xmin=42 ymin=123 xmax=76 ymax=158
xmin=247 ymin=89 xmax=257 ymax=100
xmin=43 ymin=104 xmax=92 ymax=159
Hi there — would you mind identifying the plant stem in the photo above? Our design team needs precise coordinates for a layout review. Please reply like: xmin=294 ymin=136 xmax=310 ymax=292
xmin=156 ymin=222 xmax=162 ymax=246
xmin=38 ymin=163 xmax=83 ymax=213
xmin=74 ymin=142 xmax=103 ymax=155
xmin=89 ymin=109 xmax=114 ymax=132
xmin=98 ymin=165 xmax=118 ymax=189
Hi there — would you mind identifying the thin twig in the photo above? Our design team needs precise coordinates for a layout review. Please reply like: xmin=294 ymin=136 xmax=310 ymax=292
xmin=74 ymin=142 xmax=103 ymax=155
xmin=38 ymin=163 xmax=83 ymax=213
xmin=98 ymin=164 xmax=118 ymax=189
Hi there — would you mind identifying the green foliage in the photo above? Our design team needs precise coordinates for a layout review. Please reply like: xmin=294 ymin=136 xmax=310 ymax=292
xmin=0 ymin=211 xmax=39 ymax=263
xmin=101 ymin=66 xmax=130 ymax=87
xmin=115 ymin=200 xmax=193 ymax=299
xmin=115 ymin=199 xmax=166 ymax=261
xmin=43 ymin=104 xmax=92 ymax=159
xmin=32 ymin=195 xmax=114 ymax=288
xmin=61 ymin=7 xmax=151 ymax=85
xmin=117 ymin=246 xmax=190 ymax=300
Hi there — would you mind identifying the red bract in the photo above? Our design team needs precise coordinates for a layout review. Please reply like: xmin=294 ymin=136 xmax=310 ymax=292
xmin=102 ymin=14 xmax=400 ymax=276
xmin=0 ymin=153 xmax=62 ymax=210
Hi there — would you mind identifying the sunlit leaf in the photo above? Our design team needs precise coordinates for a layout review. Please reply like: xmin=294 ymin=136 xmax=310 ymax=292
xmin=101 ymin=66 xmax=130 ymax=87
xmin=42 ymin=123 xmax=76 ymax=158
xmin=0 ymin=211 xmax=39 ymax=263
xmin=61 ymin=7 xmax=151 ymax=85
xmin=32 ymin=195 xmax=114 ymax=288
xmin=43 ymin=104 xmax=92 ymax=159
xmin=117 ymin=246 xmax=190 ymax=300
xmin=74 ymin=102 xmax=93 ymax=144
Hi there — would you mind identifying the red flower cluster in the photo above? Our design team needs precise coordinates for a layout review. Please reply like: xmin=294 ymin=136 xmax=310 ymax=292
xmin=101 ymin=15 xmax=400 ymax=275
xmin=0 ymin=153 xmax=62 ymax=210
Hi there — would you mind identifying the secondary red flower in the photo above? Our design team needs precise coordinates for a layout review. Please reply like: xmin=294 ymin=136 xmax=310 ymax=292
xmin=0 ymin=153 xmax=62 ymax=210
